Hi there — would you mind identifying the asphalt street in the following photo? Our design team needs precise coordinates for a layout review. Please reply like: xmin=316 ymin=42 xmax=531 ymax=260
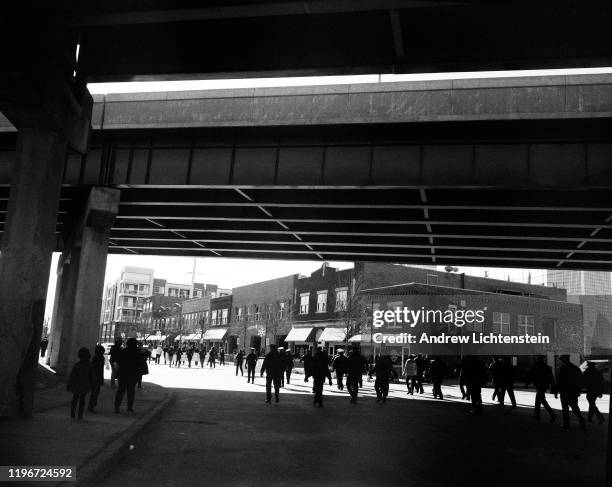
xmin=97 ymin=361 xmax=609 ymax=487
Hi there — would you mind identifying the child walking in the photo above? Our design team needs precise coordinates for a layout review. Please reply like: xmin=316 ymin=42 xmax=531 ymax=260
xmin=67 ymin=347 xmax=91 ymax=420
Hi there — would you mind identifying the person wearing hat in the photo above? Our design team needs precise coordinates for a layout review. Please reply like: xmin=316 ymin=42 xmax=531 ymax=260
xmin=261 ymin=344 xmax=284 ymax=403
xmin=583 ymin=361 xmax=606 ymax=424
xmin=555 ymin=354 xmax=586 ymax=428
xmin=332 ymin=348 xmax=349 ymax=390
xmin=246 ymin=347 xmax=258 ymax=383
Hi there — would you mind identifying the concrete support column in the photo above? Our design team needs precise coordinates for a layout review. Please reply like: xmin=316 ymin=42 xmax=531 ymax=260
xmin=49 ymin=187 xmax=120 ymax=376
xmin=0 ymin=128 xmax=67 ymax=417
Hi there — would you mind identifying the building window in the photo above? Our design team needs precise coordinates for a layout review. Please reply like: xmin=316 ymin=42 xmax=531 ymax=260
xmin=254 ymin=304 xmax=261 ymax=321
xmin=235 ymin=307 xmax=242 ymax=322
xmin=278 ymin=301 xmax=286 ymax=320
xmin=300 ymin=293 xmax=310 ymax=314
xmin=335 ymin=287 xmax=348 ymax=311
xmin=211 ymin=310 xmax=218 ymax=326
xmin=518 ymin=315 xmax=535 ymax=335
xmin=493 ymin=312 xmax=511 ymax=334
xmin=317 ymin=291 xmax=328 ymax=313
xmin=426 ymin=274 xmax=438 ymax=285
xmin=221 ymin=309 xmax=228 ymax=325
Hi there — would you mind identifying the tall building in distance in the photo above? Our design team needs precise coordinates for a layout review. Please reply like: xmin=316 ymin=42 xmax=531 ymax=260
xmin=547 ymin=270 xmax=612 ymax=355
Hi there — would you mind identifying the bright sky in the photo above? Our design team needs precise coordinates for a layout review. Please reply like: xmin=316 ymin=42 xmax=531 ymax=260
xmin=42 ymin=66 xmax=612 ymax=321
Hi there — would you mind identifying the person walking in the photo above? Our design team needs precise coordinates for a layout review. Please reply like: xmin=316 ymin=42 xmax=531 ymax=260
xmin=278 ymin=347 xmax=287 ymax=387
xmin=246 ymin=347 xmax=258 ymax=383
xmin=167 ymin=346 xmax=175 ymax=368
xmin=455 ymin=358 xmax=470 ymax=401
xmin=369 ymin=355 xmax=394 ymax=403
xmin=285 ymin=349 xmax=294 ymax=384
xmin=331 ymin=349 xmax=348 ymax=391
xmin=219 ymin=348 xmax=225 ymax=366
xmin=583 ymin=361 xmax=606 ymax=424
xmin=260 ymin=344 xmax=283 ymax=403
xmin=88 ymin=345 xmax=105 ymax=413
xmin=489 ymin=357 xmax=504 ymax=402
xmin=137 ymin=343 xmax=149 ymax=389
xmin=526 ymin=355 xmax=557 ymax=422
xmin=109 ymin=338 xmax=123 ymax=388
xmin=402 ymin=354 xmax=418 ymax=395
xmin=312 ymin=348 xmax=333 ymax=407
xmin=556 ymin=354 xmax=586 ymax=429
xmin=187 ymin=347 xmax=194 ymax=368
xmin=462 ymin=356 xmax=488 ymax=415
xmin=498 ymin=357 xmax=517 ymax=409
xmin=415 ymin=354 xmax=425 ymax=393
xmin=208 ymin=347 xmax=217 ymax=368
xmin=40 ymin=337 xmax=49 ymax=358
xmin=114 ymin=338 xmax=145 ymax=413
xmin=429 ymin=357 xmax=447 ymax=400
xmin=67 ymin=347 xmax=91 ymax=420
xmin=347 ymin=348 xmax=364 ymax=404
xmin=199 ymin=347 xmax=206 ymax=368
xmin=301 ymin=350 xmax=313 ymax=382
xmin=235 ymin=349 xmax=245 ymax=376
xmin=155 ymin=345 xmax=163 ymax=364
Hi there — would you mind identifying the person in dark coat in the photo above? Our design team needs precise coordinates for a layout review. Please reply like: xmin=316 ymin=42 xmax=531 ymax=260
xmin=332 ymin=349 xmax=349 ymax=390
xmin=525 ymin=355 xmax=557 ymax=422
xmin=498 ymin=357 xmax=517 ymax=408
xmin=369 ymin=355 xmax=394 ymax=403
xmin=429 ymin=357 xmax=447 ymax=400
xmin=199 ymin=347 xmax=206 ymax=368
xmin=462 ymin=356 xmax=488 ymax=415
xmin=137 ymin=344 xmax=149 ymax=388
xmin=347 ymin=348 xmax=364 ymax=404
xmin=278 ymin=347 xmax=287 ymax=387
xmin=67 ymin=347 xmax=91 ymax=419
xmin=109 ymin=338 xmax=123 ymax=387
xmin=114 ymin=338 xmax=145 ymax=413
xmin=235 ymin=349 xmax=245 ymax=376
xmin=454 ymin=358 xmax=470 ymax=400
xmin=489 ymin=357 xmax=504 ymax=402
xmin=219 ymin=348 xmax=225 ymax=366
xmin=301 ymin=350 xmax=313 ymax=382
xmin=187 ymin=347 xmax=194 ymax=368
xmin=312 ymin=349 xmax=333 ymax=407
xmin=415 ymin=354 xmax=425 ymax=393
xmin=260 ymin=344 xmax=284 ymax=403
xmin=208 ymin=347 xmax=217 ymax=368
xmin=285 ymin=349 xmax=294 ymax=384
xmin=246 ymin=347 xmax=258 ymax=383
xmin=556 ymin=355 xmax=586 ymax=429
xmin=88 ymin=345 xmax=105 ymax=413
xmin=40 ymin=337 xmax=49 ymax=358
xmin=583 ymin=361 xmax=605 ymax=423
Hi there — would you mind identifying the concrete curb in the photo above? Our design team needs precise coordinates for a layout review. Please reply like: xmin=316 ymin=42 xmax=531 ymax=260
xmin=56 ymin=387 xmax=175 ymax=487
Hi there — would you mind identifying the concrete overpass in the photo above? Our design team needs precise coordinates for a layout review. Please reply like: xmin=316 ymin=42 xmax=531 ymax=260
xmin=2 ymin=74 xmax=612 ymax=270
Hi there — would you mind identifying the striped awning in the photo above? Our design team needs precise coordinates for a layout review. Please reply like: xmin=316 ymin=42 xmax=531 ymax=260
xmin=318 ymin=327 xmax=346 ymax=343
xmin=285 ymin=327 xmax=314 ymax=342
xmin=203 ymin=328 xmax=228 ymax=340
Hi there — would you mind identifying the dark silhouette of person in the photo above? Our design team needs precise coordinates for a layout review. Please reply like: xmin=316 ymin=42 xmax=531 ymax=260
xmin=369 ymin=355 xmax=394 ymax=403
xmin=246 ymin=347 xmax=258 ymax=383
xmin=199 ymin=347 xmax=206 ymax=368
xmin=187 ymin=347 xmax=194 ymax=368
xmin=109 ymin=338 xmax=123 ymax=388
xmin=498 ymin=357 xmax=517 ymax=408
xmin=278 ymin=347 xmax=287 ymax=387
xmin=40 ymin=337 xmax=49 ymax=358
xmin=347 ymin=348 xmax=364 ymax=404
xmin=261 ymin=344 xmax=283 ymax=403
xmin=67 ymin=347 xmax=91 ymax=419
xmin=301 ymin=350 xmax=313 ymax=382
xmin=462 ymin=356 xmax=487 ymax=415
xmin=556 ymin=354 xmax=586 ymax=429
xmin=219 ymin=348 xmax=225 ymax=366
xmin=583 ymin=361 xmax=605 ymax=423
xmin=429 ymin=357 xmax=447 ymax=400
xmin=167 ymin=346 xmax=175 ymax=367
xmin=137 ymin=343 xmax=149 ymax=388
xmin=454 ymin=358 xmax=470 ymax=400
xmin=525 ymin=355 xmax=557 ymax=422
xmin=114 ymin=338 xmax=145 ymax=413
xmin=235 ymin=349 xmax=245 ymax=376
xmin=88 ymin=345 xmax=105 ymax=413
xmin=208 ymin=347 xmax=217 ymax=368
xmin=312 ymin=349 xmax=333 ymax=407
xmin=331 ymin=349 xmax=348 ymax=390
xmin=403 ymin=354 xmax=419 ymax=395
xmin=285 ymin=349 xmax=294 ymax=384
xmin=415 ymin=354 xmax=425 ymax=393
xmin=489 ymin=357 xmax=504 ymax=402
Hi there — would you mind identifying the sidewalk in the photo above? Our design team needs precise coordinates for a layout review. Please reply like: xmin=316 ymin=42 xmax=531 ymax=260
xmin=0 ymin=365 xmax=173 ymax=487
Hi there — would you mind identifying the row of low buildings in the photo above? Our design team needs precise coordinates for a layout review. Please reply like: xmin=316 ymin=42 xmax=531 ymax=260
xmin=99 ymin=262 xmax=612 ymax=378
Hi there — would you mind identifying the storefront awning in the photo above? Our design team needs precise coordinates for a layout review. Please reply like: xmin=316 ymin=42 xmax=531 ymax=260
xmin=285 ymin=327 xmax=314 ymax=342
xmin=149 ymin=335 xmax=167 ymax=341
xmin=203 ymin=328 xmax=228 ymax=340
xmin=348 ymin=334 xmax=362 ymax=343
xmin=318 ymin=327 xmax=346 ymax=343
